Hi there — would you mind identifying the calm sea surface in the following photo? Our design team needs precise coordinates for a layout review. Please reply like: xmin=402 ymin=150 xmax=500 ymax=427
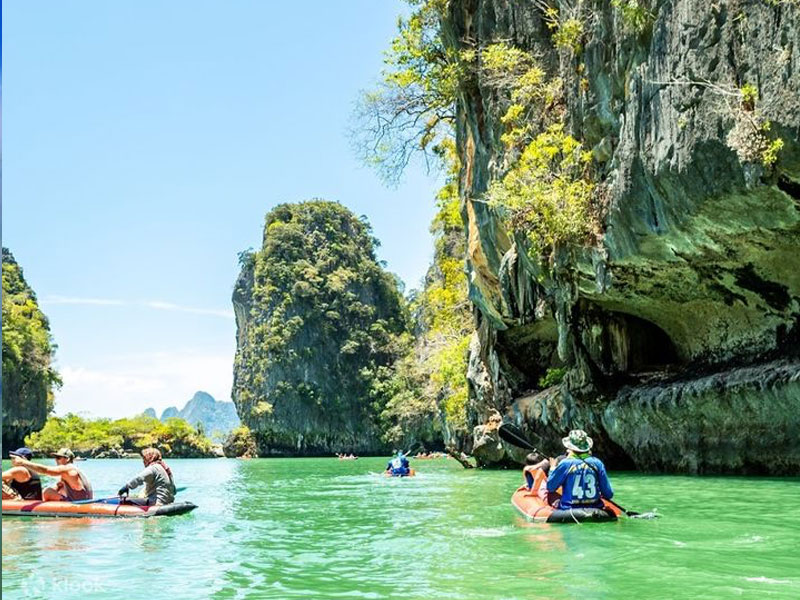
xmin=2 ymin=458 xmax=798 ymax=599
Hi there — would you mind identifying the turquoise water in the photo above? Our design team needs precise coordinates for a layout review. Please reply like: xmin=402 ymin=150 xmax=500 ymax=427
xmin=2 ymin=458 xmax=798 ymax=599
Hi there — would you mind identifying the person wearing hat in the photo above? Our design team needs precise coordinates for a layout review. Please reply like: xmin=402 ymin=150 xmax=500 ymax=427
xmin=545 ymin=429 xmax=613 ymax=510
xmin=386 ymin=450 xmax=411 ymax=476
xmin=2 ymin=448 xmax=43 ymax=500
xmin=11 ymin=447 xmax=93 ymax=501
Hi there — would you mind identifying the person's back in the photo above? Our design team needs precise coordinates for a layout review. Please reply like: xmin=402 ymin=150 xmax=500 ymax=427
xmin=387 ymin=454 xmax=410 ymax=476
xmin=546 ymin=430 xmax=613 ymax=510
xmin=546 ymin=455 xmax=612 ymax=509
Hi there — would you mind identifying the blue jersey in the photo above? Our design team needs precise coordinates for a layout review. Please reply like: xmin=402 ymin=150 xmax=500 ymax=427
xmin=387 ymin=457 xmax=409 ymax=475
xmin=546 ymin=456 xmax=613 ymax=509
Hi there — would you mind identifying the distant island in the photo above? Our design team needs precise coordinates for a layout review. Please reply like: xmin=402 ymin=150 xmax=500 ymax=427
xmin=145 ymin=391 xmax=240 ymax=442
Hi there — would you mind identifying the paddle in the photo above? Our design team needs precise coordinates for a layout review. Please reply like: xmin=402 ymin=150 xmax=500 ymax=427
xmin=497 ymin=423 xmax=658 ymax=519
xmin=71 ymin=486 xmax=187 ymax=505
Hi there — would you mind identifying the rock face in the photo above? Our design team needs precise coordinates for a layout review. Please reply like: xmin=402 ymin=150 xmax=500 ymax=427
xmin=148 ymin=392 xmax=240 ymax=442
xmin=442 ymin=1 xmax=800 ymax=472
xmin=231 ymin=201 xmax=407 ymax=456
xmin=175 ymin=391 xmax=240 ymax=441
xmin=2 ymin=248 xmax=60 ymax=449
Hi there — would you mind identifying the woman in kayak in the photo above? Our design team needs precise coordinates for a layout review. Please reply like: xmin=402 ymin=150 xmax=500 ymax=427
xmin=118 ymin=448 xmax=176 ymax=506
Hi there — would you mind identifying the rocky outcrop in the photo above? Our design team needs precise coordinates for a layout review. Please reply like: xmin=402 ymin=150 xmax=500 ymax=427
xmin=2 ymin=248 xmax=60 ymax=449
xmin=231 ymin=201 xmax=407 ymax=456
xmin=151 ymin=391 xmax=240 ymax=442
xmin=442 ymin=1 xmax=800 ymax=472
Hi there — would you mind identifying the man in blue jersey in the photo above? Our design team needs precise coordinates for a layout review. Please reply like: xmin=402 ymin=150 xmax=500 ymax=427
xmin=386 ymin=451 xmax=410 ymax=476
xmin=546 ymin=429 xmax=613 ymax=510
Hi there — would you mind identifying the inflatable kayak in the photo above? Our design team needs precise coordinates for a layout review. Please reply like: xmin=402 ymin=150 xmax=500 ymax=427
xmin=2 ymin=498 xmax=197 ymax=518
xmin=511 ymin=486 xmax=620 ymax=523
xmin=384 ymin=469 xmax=416 ymax=478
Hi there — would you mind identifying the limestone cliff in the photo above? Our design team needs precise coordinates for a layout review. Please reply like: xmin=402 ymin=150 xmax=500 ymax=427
xmin=442 ymin=0 xmax=800 ymax=473
xmin=231 ymin=201 xmax=407 ymax=456
xmin=2 ymin=248 xmax=60 ymax=449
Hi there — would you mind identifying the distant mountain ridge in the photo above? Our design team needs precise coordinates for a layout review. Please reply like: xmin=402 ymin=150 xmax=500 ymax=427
xmin=145 ymin=391 xmax=240 ymax=442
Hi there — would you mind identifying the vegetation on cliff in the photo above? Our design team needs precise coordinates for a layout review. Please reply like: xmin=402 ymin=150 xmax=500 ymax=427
xmin=378 ymin=144 xmax=472 ymax=448
xmin=25 ymin=414 xmax=216 ymax=458
xmin=232 ymin=201 xmax=409 ymax=455
xmin=2 ymin=248 xmax=61 ymax=448
xmin=222 ymin=425 xmax=258 ymax=458
xmin=354 ymin=2 xmax=474 ymax=449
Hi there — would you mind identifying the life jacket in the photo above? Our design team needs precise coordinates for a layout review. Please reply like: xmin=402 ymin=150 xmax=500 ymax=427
xmin=523 ymin=466 xmax=547 ymax=498
xmin=10 ymin=468 xmax=42 ymax=500
xmin=152 ymin=461 xmax=176 ymax=494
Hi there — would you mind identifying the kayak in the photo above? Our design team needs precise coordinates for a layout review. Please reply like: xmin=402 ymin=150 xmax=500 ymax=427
xmin=2 ymin=498 xmax=197 ymax=518
xmin=511 ymin=486 xmax=620 ymax=523
xmin=384 ymin=469 xmax=416 ymax=478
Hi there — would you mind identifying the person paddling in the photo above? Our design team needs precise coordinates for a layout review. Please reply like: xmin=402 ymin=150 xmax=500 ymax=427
xmin=11 ymin=447 xmax=93 ymax=501
xmin=118 ymin=448 xmax=176 ymax=506
xmin=386 ymin=451 xmax=410 ymax=476
xmin=546 ymin=429 xmax=613 ymax=510
xmin=2 ymin=448 xmax=43 ymax=500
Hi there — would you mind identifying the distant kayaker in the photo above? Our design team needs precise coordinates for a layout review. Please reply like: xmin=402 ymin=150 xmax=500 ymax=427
xmin=386 ymin=451 xmax=410 ymax=476
xmin=118 ymin=447 xmax=176 ymax=505
xmin=2 ymin=448 xmax=43 ymax=500
xmin=10 ymin=447 xmax=93 ymax=501
xmin=546 ymin=430 xmax=613 ymax=510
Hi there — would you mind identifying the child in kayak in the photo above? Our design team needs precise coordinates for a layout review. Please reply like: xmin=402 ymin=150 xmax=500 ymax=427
xmin=118 ymin=448 xmax=176 ymax=506
xmin=546 ymin=430 xmax=613 ymax=510
xmin=386 ymin=451 xmax=410 ymax=476
xmin=522 ymin=452 xmax=550 ymax=498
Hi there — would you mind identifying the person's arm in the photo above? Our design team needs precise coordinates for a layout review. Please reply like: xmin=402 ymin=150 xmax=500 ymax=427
xmin=3 ymin=467 xmax=30 ymax=482
xmin=546 ymin=461 xmax=568 ymax=492
xmin=11 ymin=457 xmax=70 ymax=478
xmin=124 ymin=465 xmax=154 ymax=491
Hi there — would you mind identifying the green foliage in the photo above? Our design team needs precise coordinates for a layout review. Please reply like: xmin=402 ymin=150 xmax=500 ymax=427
xmin=234 ymin=201 xmax=409 ymax=449
xmin=762 ymin=138 xmax=784 ymax=167
xmin=488 ymin=124 xmax=595 ymax=255
xmin=551 ymin=17 xmax=584 ymax=53
xmin=25 ymin=413 xmax=215 ymax=457
xmin=380 ymin=145 xmax=473 ymax=445
xmin=538 ymin=367 xmax=567 ymax=388
xmin=740 ymin=83 xmax=758 ymax=111
xmin=223 ymin=425 xmax=258 ymax=458
xmin=352 ymin=0 xmax=458 ymax=184
xmin=611 ymin=0 xmax=654 ymax=35
xmin=2 ymin=249 xmax=61 ymax=437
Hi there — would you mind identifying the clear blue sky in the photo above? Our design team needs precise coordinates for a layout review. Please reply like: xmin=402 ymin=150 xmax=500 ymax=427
xmin=3 ymin=1 xmax=441 ymax=418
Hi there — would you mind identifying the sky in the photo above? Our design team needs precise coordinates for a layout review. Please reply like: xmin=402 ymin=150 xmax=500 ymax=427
xmin=3 ymin=1 xmax=441 ymax=419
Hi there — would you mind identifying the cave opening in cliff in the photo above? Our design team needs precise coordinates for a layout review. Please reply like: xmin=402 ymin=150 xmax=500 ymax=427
xmin=610 ymin=312 xmax=680 ymax=373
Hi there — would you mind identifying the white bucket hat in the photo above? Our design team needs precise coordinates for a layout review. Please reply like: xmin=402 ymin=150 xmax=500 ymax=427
xmin=562 ymin=429 xmax=593 ymax=453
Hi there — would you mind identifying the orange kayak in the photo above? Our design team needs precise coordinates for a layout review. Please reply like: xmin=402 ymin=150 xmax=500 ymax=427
xmin=384 ymin=469 xmax=416 ymax=478
xmin=2 ymin=498 xmax=197 ymax=518
xmin=511 ymin=486 xmax=620 ymax=523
